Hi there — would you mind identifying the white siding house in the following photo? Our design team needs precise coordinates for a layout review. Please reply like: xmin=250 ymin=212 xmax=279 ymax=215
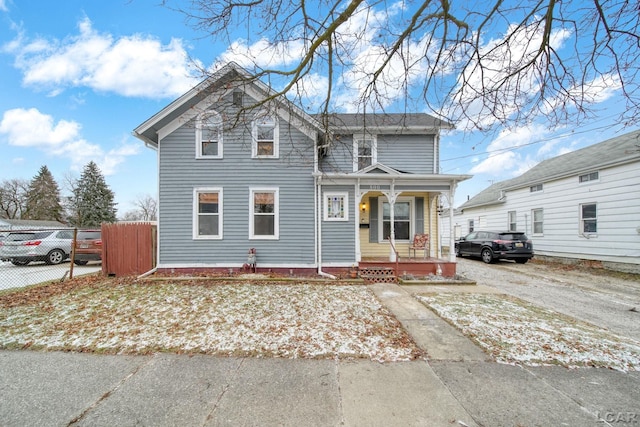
xmin=441 ymin=130 xmax=640 ymax=271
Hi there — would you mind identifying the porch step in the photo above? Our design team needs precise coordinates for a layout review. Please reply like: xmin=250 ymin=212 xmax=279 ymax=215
xmin=359 ymin=267 xmax=397 ymax=284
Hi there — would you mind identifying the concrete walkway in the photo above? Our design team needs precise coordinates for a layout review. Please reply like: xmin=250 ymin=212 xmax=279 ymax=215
xmin=0 ymin=282 xmax=639 ymax=426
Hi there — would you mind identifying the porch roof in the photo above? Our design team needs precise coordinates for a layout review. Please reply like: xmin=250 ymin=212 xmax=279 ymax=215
xmin=314 ymin=163 xmax=471 ymax=190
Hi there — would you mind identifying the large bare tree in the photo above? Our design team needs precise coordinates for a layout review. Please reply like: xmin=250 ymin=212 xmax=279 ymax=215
xmin=166 ymin=0 xmax=639 ymax=131
xmin=0 ymin=179 xmax=28 ymax=220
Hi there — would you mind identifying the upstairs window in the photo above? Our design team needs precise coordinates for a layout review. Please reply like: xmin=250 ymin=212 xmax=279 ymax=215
xmin=530 ymin=183 xmax=543 ymax=193
xmin=193 ymin=188 xmax=222 ymax=239
xmin=580 ymin=203 xmax=597 ymax=234
xmin=196 ymin=111 xmax=222 ymax=158
xmin=579 ymin=171 xmax=599 ymax=183
xmin=353 ymin=136 xmax=376 ymax=171
xmin=252 ymin=113 xmax=279 ymax=158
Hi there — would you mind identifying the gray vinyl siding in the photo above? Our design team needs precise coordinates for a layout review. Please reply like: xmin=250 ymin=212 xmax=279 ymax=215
xmin=158 ymin=104 xmax=316 ymax=267
xmin=319 ymin=134 xmax=436 ymax=173
xmin=320 ymin=185 xmax=356 ymax=263
xmin=377 ymin=134 xmax=435 ymax=173
xmin=319 ymin=135 xmax=354 ymax=173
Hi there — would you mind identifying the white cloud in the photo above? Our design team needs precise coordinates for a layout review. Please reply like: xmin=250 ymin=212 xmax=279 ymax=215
xmin=469 ymin=151 xmax=517 ymax=175
xmin=0 ymin=108 xmax=139 ymax=174
xmin=0 ymin=0 xmax=7 ymax=12
xmin=468 ymin=124 xmax=552 ymax=176
xmin=6 ymin=17 xmax=199 ymax=99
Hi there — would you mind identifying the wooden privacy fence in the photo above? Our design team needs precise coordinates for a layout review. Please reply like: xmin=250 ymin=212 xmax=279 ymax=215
xmin=102 ymin=222 xmax=157 ymax=276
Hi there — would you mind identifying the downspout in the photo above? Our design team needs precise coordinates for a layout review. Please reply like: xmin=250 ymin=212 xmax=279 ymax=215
xmin=316 ymin=175 xmax=336 ymax=279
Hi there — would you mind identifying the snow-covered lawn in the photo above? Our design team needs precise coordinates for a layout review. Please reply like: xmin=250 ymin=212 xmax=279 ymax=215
xmin=417 ymin=293 xmax=640 ymax=371
xmin=0 ymin=280 xmax=423 ymax=362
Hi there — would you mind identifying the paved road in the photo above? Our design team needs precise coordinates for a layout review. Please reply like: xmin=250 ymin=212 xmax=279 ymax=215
xmin=455 ymin=258 xmax=640 ymax=341
xmin=0 ymin=261 xmax=102 ymax=291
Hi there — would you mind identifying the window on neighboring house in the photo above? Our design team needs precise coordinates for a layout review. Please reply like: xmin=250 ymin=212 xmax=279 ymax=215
xmin=353 ymin=136 xmax=375 ymax=171
xmin=468 ymin=219 xmax=475 ymax=233
xmin=194 ymin=188 xmax=222 ymax=239
xmin=250 ymin=188 xmax=279 ymax=239
xmin=532 ymin=208 xmax=543 ymax=234
xmin=508 ymin=211 xmax=517 ymax=231
xmin=252 ymin=113 xmax=279 ymax=158
xmin=530 ymin=183 xmax=543 ymax=192
xmin=196 ymin=111 xmax=222 ymax=158
xmin=579 ymin=171 xmax=599 ymax=183
xmin=324 ymin=192 xmax=349 ymax=221
xmin=382 ymin=200 xmax=411 ymax=241
xmin=580 ymin=203 xmax=597 ymax=234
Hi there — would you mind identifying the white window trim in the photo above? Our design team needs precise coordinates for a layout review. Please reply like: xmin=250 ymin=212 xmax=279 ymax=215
xmin=352 ymin=135 xmax=377 ymax=172
xmin=579 ymin=171 xmax=600 ymax=184
xmin=579 ymin=202 xmax=598 ymax=236
xmin=530 ymin=183 xmax=543 ymax=193
xmin=507 ymin=211 xmax=517 ymax=231
xmin=378 ymin=196 xmax=414 ymax=242
xmin=324 ymin=192 xmax=349 ymax=221
xmin=251 ymin=112 xmax=279 ymax=159
xmin=531 ymin=208 xmax=544 ymax=236
xmin=249 ymin=187 xmax=279 ymax=240
xmin=193 ymin=187 xmax=223 ymax=240
xmin=195 ymin=111 xmax=223 ymax=159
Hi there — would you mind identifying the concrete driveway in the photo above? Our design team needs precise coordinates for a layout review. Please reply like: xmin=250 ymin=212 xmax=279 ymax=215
xmin=453 ymin=258 xmax=640 ymax=341
xmin=0 ymin=261 xmax=102 ymax=291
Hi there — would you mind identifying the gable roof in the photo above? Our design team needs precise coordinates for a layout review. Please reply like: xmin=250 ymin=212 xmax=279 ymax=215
xmin=133 ymin=62 xmax=323 ymax=148
xmin=459 ymin=129 xmax=640 ymax=210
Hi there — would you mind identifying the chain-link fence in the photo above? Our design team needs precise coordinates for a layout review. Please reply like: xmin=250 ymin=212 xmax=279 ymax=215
xmin=0 ymin=227 xmax=102 ymax=291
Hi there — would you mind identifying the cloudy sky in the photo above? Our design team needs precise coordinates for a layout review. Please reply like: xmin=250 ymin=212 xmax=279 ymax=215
xmin=0 ymin=0 xmax=636 ymax=214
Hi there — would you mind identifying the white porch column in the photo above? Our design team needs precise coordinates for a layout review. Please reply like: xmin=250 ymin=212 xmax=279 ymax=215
xmin=381 ymin=184 xmax=399 ymax=262
xmin=355 ymin=180 xmax=364 ymax=262
xmin=448 ymin=186 xmax=457 ymax=263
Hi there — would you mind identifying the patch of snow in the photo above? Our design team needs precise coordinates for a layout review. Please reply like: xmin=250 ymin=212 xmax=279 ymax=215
xmin=416 ymin=293 xmax=640 ymax=371
xmin=0 ymin=282 xmax=423 ymax=362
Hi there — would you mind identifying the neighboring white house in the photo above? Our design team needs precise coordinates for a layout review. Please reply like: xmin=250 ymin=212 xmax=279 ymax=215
xmin=0 ymin=219 xmax=67 ymax=231
xmin=441 ymin=129 xmax=640 ymax=271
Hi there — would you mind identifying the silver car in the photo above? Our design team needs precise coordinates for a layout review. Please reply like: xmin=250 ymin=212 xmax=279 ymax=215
xmin=0 ymin=230 xmax=74 ymax=266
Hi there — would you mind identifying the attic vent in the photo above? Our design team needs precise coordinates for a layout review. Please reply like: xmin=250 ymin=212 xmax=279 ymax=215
xmin=233 ymin=92 xmax=243 ymax=107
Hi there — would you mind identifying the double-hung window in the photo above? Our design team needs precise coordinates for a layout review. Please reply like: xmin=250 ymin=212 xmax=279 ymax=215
xmin=250 ymin=188 xmax=279 ymax=239
xmin=508 ymin=211 xmax=517 ymax=231
xmin=580 ymin=203 xmax=597 ymax=234
xmin=196 ymin=111 xmax=222 ymax=158
xmin=353 ymin=136 xmax=376 ymax=171
xmin=382 ymin=199 xmax=411 ymax=241
xmin=324 ymin=192 xmax=349 ymax=221
xmin=532 ymin=208 xmax=543 ymax=234
xmin=194 ymin=188 xmax=222 ymax=239
xmin=252 ymin=113 xmax=279 ymax=158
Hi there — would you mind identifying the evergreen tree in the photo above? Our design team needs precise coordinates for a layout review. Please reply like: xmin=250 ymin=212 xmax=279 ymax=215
xmin=24 ymin=165 xmax=64 ymax=222
xmin=69 ymin=161 xmax=117 ymax=227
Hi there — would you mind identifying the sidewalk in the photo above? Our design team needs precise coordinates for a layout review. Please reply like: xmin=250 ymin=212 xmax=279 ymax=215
xmin=0 ymin=282 xmax=638 ymax=426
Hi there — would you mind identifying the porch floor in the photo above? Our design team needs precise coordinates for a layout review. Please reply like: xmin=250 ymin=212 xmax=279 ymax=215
xmin=359 ymin=257 xmax=456 ymax=278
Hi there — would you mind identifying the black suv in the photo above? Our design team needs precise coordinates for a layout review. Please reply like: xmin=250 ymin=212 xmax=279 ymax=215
xmin=455 ymin=231 xmax=534 ymax=264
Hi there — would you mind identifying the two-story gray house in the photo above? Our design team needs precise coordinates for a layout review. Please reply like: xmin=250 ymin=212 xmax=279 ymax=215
xmin=133 ymin=63 xmax=470 ymax=277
